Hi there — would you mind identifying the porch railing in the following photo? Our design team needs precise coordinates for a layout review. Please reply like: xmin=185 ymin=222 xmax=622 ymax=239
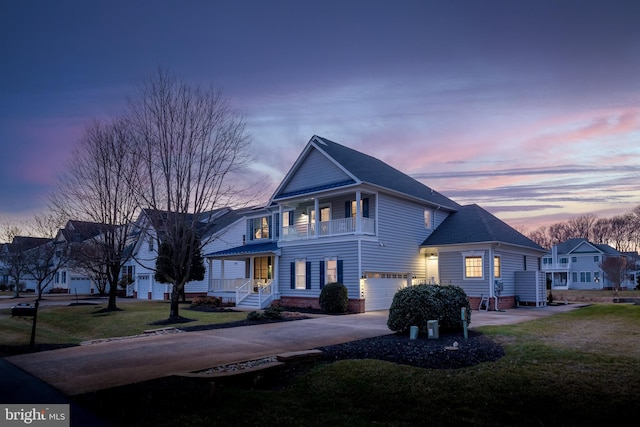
xmin=235 ymin=279 xmax=252 ymax=305
xmin=282 ymin=217 xmax=375 ymax=241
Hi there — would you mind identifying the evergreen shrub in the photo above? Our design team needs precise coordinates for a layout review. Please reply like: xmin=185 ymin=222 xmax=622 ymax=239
xmin=387 ymin=284 xmax=471 ymax=333
xmin=319 ymin=282 xmax=349 ymax=313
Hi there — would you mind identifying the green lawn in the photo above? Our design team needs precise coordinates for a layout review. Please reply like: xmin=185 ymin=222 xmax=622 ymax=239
xmin=0 ymin=300 xmax=247 ymax=351
xmin=76 ymin=303 xmax=640 ymax=427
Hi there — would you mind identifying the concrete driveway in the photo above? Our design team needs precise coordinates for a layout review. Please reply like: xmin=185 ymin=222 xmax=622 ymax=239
xmin=3 ymin=304 xmax=585 ymax=396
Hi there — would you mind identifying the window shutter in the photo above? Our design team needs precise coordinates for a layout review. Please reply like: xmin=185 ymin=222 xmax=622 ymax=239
xmin=345 ymin=201 xmax=351 ymax=218
xmin=274 ymin=214 xmax=280 ymax=239
xmin=289 ymin=211 xmax=295 ymax=226
xmin=337 ymin=260 xmax=344 ymax=283
xmin=290 ymin=262 xmax=295 ymax=289
xmin=306 ymin=261 xmax=312 ymax=289
xmin=362 ymin=198 xmax=369 ymax=218
xmin=319 ymin=261 xmax=325 ymax=289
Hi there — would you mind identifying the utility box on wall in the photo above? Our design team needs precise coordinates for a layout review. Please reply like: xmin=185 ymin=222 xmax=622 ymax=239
xmin=427 ymin=320 xmax=439 ymax=339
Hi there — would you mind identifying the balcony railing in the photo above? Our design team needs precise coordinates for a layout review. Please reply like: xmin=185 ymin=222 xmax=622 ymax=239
xmin=281 ymin=217 xmax=375 ymax=242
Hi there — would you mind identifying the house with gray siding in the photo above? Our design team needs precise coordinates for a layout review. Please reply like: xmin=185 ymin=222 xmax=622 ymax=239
xmin=207 ymin=135 xmax=547 ymax=312
xmin=542 ymin=238 xmax=636 ymax=291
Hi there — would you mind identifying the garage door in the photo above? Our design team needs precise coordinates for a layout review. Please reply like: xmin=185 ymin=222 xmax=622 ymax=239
xmin=70 ymin=277 xmax=92 ymax=295
xmin=137 ymin=275 xmax=150 ymax=299
xmin=364 ymin=278 xmax=407 ymax=311
xmin=152 ymin=282 xmax=167 ymax=300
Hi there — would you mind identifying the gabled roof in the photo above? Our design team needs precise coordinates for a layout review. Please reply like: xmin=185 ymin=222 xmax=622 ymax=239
xmin=8 ymin=236 xmax=52 ymax=252
xmin=555 ymin=238 xmax=620 ymax=256
xmin=272 ymin=136 xmax=460 ymax=210
xmin=421 ymin=204 xmax=545 ymax=252
xmin=59 ymin=220 xmax=105 ymax=243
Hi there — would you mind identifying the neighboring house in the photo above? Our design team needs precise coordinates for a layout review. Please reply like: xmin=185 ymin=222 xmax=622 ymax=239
xmin=542 ymin=238 xmax=636 ymax=290
xmin=122 ymin=207 xmax=249 ymax=300
xmin=207 ymin=135 xmax=547 ymax=312
xmin=3 ymin=236 xmax=52 ymax=292
xmin=52 ymin=220 xmax=105 ymax=294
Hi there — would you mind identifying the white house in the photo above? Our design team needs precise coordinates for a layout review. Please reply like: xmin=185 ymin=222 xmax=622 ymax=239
xmin=206 ymin=136 xmax=547 ymax=312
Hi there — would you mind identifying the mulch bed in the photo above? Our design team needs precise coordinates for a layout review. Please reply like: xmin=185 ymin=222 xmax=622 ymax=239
xmin=317 ymin=329 xmax=505 ymax=369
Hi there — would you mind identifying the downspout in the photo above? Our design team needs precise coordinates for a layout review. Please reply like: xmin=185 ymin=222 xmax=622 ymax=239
xmin=489 ymin=246 xmax=496 ymax=311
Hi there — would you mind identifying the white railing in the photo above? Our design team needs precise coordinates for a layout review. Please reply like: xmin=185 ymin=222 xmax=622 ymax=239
xmin=256 ymin=281 xmax=273 ymax=308
xmin=282 ymin=217 xmax=375 ymax=242
xmin=210 ymin=278 xmax=250 ymax=292
xmin=235 ymin=280 xmax=252 ymax=305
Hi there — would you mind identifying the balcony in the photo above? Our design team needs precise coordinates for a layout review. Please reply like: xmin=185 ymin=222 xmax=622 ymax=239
xmin=281 ymin=217 xmax=375 ymax=242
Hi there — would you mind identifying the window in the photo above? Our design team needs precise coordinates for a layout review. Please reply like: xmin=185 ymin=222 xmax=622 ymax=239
xmin=494 ymin=256 xmax=501 ymax=278
xmin=283 ymin=210 xmax=294 ymax=227
xmin=594 ymin=255 xmax=600 ymax=262
xmin=346 ymin=199 xmax=369 ymax=218
xmin=465 ymin=256 xmax=483 ymax=279
xmin=580 ymin=272 xmax=591 ymax=282
xmin=594 ymin=271 xmax=600 ymax=283
xmin=424 ymin=209 xmax=432 ymax=229
xmin=543 ymin=257 xmax=551 ymax=265
xmin=571 ymin=257 xmax=577 ymax=263
xmin=122 ymin=265 xmax=135 ymax=283
xmin=325 ymin=258 xmax=338 ymax=284
xmin=572 ymin=272 xmax=578 ymax=282
xmin=148 ymin=237 xmax=154 ymax=252
xmin=560 ymin=258 xmax=568 ymax=265
xmin=295 ymin=260 xmax=307 ymax=289
xmin=252 ymin=216 xmax=270 ymax=240
xmin=310 ymin=206 xmax=331 ymax=223
xmin=55 ymin=271 xmax=67 ymax=284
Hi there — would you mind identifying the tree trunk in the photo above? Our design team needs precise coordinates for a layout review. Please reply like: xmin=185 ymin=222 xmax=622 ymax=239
xmin=107 ymin=280 xmax=118 ymax=310
xmin=169 ymin=284 xmax=181 ymax=319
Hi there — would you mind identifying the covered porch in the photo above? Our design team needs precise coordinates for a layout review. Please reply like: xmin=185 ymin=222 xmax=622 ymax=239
xmin=276 ymin=189 xmax=376 ymax=242
xmin=205 ymin=242 xmax=280 ymax=309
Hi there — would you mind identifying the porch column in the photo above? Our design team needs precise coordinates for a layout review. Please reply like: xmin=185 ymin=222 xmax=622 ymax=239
xmin=249 ymin=257 xmax=254 ymax=288
xmin=355 ymin=190 xmax=362 ymax=234
xmin=273 ymin=255 xmax=280 ymax=298
xmin=208 ymin=258 xmax=213 ymax=292
xmin=278 ymin=204 xmax=283 ymax=241
xmin=220 ymin=260 xmax=226 ymax=291
xmin=314 ymin=198 xmax=319 ymax=238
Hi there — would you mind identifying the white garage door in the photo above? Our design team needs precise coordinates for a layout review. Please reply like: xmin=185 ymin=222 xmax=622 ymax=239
xmin=152 ymin=282 xmax=167 ymax=300
xmin=364 ymin=278 xmax=407 ymax=311
xmin=137 ymin=275 xmax=150 ymax=299
xmin=70 ymin=277 xmax=92 ymax=295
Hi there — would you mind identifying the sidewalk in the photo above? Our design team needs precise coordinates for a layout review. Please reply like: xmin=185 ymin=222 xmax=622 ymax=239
xmin=1 ymin=304 xmax=585 ymax=425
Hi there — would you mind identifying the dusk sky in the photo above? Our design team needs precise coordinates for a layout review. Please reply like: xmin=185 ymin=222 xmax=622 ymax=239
xmin=2 ymin=0 xmax=640 ymax=232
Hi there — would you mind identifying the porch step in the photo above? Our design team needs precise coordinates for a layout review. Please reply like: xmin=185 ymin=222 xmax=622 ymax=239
xmin=236 ymin=294 xmax=270 ymax=309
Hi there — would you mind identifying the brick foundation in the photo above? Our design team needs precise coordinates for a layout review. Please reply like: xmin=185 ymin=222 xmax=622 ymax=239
xmin=469 ymin=296 xmax=516 ymax=311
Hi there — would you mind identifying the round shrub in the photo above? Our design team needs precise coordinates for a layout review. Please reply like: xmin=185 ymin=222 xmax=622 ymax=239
xmin=387 ymin=284 xmax=471 ymax=334
xmin=319 ymin=282 xmax=349 ymax=313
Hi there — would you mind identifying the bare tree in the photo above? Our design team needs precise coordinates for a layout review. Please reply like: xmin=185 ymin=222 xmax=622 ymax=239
xmin=568 ymin=214 xmax=597 ymax=241
xmin=51 ymin=118 xmax=141 ymax=311
xmin=591 ymin=217 xmax=611 ymax=245
xmin=127 ymin=69 xmax=251 ymax=320
xmin=22 ymin=213 xmax=69 ymax=347
xmin=599 ymin=256 xmax=632 ymax=294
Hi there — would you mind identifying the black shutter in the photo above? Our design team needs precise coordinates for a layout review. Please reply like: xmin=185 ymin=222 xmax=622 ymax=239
xmin=306 ymin=261 xmax=312 ymax=289
xmin=289 ymin=211 xmax=295 ymax=226
xmin=363 ymin=198 xmax=369 ymax=218
xmin=290 ymin=262 xmax=295 ymax=289
xmin=319 ymin=261 xmax=325 ymax=289
xmin=345 ymin=201 xmax=351 ymax=218
xmin=337 ymin=260 xmax=344 ymax=283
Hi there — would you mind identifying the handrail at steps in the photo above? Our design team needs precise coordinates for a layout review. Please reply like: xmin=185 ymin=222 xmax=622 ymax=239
xmin=235 ymin=280 xmax=252 ymax=304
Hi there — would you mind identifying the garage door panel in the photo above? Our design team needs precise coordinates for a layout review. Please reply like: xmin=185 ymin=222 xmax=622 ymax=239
xmin=364 ymin=278 xmax=406 ymax=311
